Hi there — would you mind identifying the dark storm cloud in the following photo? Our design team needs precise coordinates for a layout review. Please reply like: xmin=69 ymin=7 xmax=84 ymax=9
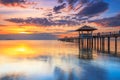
xmin=53 ymin=3 xmax=66 ymax=12
xmin=91 ymin=13 xmax=120 ymax=27
xmin=77 ymin=1 xmax=109 ymax=17
xmin=5 ymin=17 xmax=80 ymax=26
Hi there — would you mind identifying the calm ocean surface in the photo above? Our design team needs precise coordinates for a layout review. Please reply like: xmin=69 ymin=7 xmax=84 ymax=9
xmin=0 ymin=40 xmax=120 ymax=80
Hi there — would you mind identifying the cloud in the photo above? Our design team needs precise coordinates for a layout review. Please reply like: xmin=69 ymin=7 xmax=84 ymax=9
xmin=58 ymin=0 xmax=79 ymax=11
xmin=40 ymin=10 xmax=120 ymax=28
xmin=67 ymin=0 xmax=79 ymax=5
xmin=57 ymin=0 xmax=64 ymax=3
xmin=55 ymin=0 xmax=109 ymax=18
xmin=1 ymin=0 xmax=110 ymax=27
xmin=54 ymin=19 xmax=80 ymax=26
xmin=80 ymin=0 xmax=89 ymax=4
xmin=0 ymin=0 xmax=25 ymax=4
xmin=56 ymin=0 xmax=89 ymax=11
xmin=53 ymin=3 xmax=66 ymax=12
xmin=0 ymin=0 xmax=36 ymax=8
xmin=77 ymin=1 xmax=109 ymax=17
xmin=91 ymin=13 xmax=120 ymax=27
xmin=5 ymin=17 xmax=52 ymax=26
xmin=5 ymin=17 xmax=80 ymax=26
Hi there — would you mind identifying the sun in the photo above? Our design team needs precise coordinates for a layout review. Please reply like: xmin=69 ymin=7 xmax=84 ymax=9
xmin=19 ymin=31 xmax=31 ymax=34
xmin=12 ymin=27 xmax=32 ymax=34
xmin=17 ymin=47 xmax=26 ymax=52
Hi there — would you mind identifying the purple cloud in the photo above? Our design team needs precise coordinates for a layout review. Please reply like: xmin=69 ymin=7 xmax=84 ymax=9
xmin=0 ymin=0 xmax=25 ymax=4
xmin=91 ymin=13 xmax=120 ymax=27
xmin=55 ymin=0 xmax=109 ymax=17
xmin=5 ymin=17 xmax=52 ymax=26
xmin=56 ymin=0 xmax=89 ymax=11
xmin=53 ymin=3 xmax=66 ymax=12
xmin=77 ymin=1 xmax=109 ymax=17
xmin=57 ymin=0 xmax=64 ymax=3
xmin=0 ymin=0 xmax=36 ymax=8
xmin=5 ymin=17 xmax=80 ymax=26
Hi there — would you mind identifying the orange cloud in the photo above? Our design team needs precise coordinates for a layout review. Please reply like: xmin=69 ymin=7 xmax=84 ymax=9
xmin=0 ymin=0 xmax=37 ymax=8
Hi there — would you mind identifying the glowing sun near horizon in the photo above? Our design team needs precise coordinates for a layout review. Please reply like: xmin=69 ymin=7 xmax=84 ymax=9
xmin=11 ymin=27 xmax=33 ymax=34
xmin=19 ymin=31 xmax=31 ymax=34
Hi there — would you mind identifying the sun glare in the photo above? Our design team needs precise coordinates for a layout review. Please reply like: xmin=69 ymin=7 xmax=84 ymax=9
xmin=19 ymin=31 xmax=31 ymax=34
xmin=17 ymin=47 xmax=26 ymax=52
xmin=2 ymin=43 xmax=37 ymax=58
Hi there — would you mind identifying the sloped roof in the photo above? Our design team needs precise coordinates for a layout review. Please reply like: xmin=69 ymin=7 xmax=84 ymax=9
xmin=76 ymin=25 xmax=97 ymax=31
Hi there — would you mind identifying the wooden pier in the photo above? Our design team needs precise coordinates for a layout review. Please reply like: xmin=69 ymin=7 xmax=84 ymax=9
xmin=58 ymin=25 xmax=120 ymax=57
xmin=93 ymin=31 xmax=120 ymax=55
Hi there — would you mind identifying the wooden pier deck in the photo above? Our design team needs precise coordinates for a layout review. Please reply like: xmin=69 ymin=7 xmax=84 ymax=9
xmin=93 ymin=31 xmax=120 ymax=37
xmin=58 ymin=30 xmax=120 ymax=56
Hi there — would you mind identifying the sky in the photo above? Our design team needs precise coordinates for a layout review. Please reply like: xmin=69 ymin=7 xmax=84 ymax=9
xmin=0 ymin=0 xmax=120 ymax=39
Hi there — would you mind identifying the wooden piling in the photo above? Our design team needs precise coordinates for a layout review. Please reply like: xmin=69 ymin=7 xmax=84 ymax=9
xmin=87 ymin=38 xmax=89 ymax=48
xmin=102 ymin=37 xmax=105 ymax=52
xmin=115 ymin=37 xmax=117 ymax=55
xmin=91 ymin=38 xmax=93 ymax=49
xmin=97 ymin=37 xmax=99 ymax=51
xmin=78 ymin=32 xmax=80 ymax=57
xmin=108 ymin=37 xmax=110 ymax=53
xmin=94 ymin=38 xmax=96 ymax=49
xmin=100 ymin=37 xmax=102 ymax=51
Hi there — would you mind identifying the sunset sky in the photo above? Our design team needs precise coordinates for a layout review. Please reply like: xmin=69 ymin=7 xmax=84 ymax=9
xmin=0 ymin=0 xmax=120 ymax=38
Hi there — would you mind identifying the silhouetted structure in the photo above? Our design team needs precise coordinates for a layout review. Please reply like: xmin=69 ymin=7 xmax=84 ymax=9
xmin=76 ymin=25 xmax=97 ymax=48
xmin=58 ymin=25 xmax=120 ymax=57
xmin=75 ymin=25 xmax=97 ymax=58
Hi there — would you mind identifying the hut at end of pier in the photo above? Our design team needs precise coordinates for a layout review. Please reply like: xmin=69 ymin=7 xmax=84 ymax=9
xmin=75 ymin=25 xmax=97 ymax=38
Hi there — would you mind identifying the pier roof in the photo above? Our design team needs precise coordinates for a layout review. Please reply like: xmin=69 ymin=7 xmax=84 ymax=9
xmin=76 ymin=25 xmax=97 ymax=31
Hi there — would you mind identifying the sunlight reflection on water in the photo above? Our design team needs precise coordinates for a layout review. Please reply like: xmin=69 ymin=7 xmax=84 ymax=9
xmin=0 ymin=40 xmax=120 ymax=80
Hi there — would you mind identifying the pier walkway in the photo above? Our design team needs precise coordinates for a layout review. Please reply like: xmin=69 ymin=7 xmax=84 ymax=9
xmin=58 ymin=26 xmax=120 ymax=56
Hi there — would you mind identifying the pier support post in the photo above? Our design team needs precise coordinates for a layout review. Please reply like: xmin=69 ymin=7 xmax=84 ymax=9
xmin=100 ymin=37 xmax=102 ymax=51
xmin=97 ymin=37 xmax=99 ymax=51
xmin=91 ymin=37 xmax=93 ymax=49
xmin=94 ymin=38 xmax=96 ymax=49
xmin=81 ymin=31 xmax=84 ymax=49
xmin=87 ymin=38 xmax=89 ymax=49
xmin=108 ymin=37 xmax=110 ymax=53
xmin=115 ymin=37 xmax=117 ymax=55
xmin=78 ymin=32 xmax=80 ymax=57
xmin=102 ymin=37 xmax=105 ymax=53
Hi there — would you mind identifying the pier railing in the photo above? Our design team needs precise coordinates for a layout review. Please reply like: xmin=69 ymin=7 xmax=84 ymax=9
xmin=93 ymin=31 xmax=120 ymax=37
xmin=59 ymin=31 xmax=120 ymax=40
xmin=58 ymin=30 xmax=120 ymax=56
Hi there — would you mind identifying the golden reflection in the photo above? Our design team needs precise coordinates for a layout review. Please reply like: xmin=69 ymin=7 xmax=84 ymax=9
xmin=17 ymin=47 xmax=26 ymax=52
xmin=0 ymin=40 xmax=79 ymax=58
